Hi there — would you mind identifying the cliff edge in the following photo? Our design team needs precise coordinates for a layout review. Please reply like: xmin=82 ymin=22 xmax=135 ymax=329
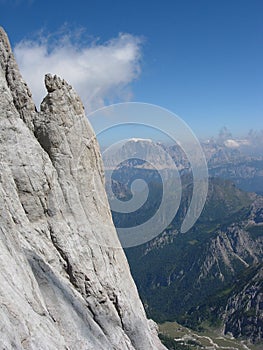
xmin=0 ymin=27 xmax=166 ymax=350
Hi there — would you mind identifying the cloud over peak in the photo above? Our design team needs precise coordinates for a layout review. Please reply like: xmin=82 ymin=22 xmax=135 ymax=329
xmin=14 ymin=29 xmax=143 ymax=113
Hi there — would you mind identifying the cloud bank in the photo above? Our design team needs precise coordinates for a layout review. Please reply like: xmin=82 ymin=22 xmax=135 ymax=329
xmin=14 ymin=30 xmax=142 ymax=113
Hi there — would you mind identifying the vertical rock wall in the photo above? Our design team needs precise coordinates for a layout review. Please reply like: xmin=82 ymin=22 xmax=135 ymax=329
xmin=0 ymin=27 xmax=166 ymax=350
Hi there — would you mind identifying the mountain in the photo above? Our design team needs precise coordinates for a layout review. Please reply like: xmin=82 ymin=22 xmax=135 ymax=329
xmin=0 ymin=27 xmax=166 ymax=349
xmin=166 ymin=139 xmax=263 ymax=195
xmin=103 ymin=138 xmax=263 ymax=345
xmin=104 ymin=137 xmax=263 ymax=196
xmin=124 ymin=180 xmax=263 ymax=344
xmin=103 ymin=138 xmax=173 ymax=171
xmin=202 ymin=139 xmax=263 ymax=195
xmin=223 ymin=263 xmax=263 ymax=343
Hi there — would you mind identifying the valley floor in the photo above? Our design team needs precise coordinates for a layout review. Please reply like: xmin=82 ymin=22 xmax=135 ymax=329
xmin=159 ymin=321 xmax=262 ymax=350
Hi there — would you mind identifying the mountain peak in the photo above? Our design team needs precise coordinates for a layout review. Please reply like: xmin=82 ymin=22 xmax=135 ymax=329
xmin=40 ymin=73 xmax=85 ymax=117
xmin=0 ymin=27 xmax=166 ymax=350
xmin=0 ymin=26 xmax=36 ymax=130
xmin=0 ymin=26 xmax=11 ymax=55
xmin=128 ymin=137 xmax=153 ymax=143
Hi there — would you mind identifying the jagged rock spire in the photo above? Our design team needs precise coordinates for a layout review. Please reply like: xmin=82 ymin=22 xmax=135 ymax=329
xmin=0 ymin=27 xmax=166 ymax=350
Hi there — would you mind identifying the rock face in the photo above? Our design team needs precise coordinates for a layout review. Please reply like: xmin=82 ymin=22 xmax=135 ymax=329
xmin=0 ymin=27 xmax=166 ymax=350
xmin=223 ymin=265 xmax=263 ymax=343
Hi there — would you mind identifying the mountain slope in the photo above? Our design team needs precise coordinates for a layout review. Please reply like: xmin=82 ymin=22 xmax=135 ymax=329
xmin=119 ymin=174 xmax=263 ymax=344
xmin=0 ymin=27 xmax=165 ymax=350
xmin=223 ymin=264 xmax=263 ymax=343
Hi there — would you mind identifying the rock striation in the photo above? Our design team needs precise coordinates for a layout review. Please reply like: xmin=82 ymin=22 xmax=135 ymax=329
xmin=0 ymin=27 xmax=166 ymax=350
xmin=223 ymin=264 xmax=263 ymax=343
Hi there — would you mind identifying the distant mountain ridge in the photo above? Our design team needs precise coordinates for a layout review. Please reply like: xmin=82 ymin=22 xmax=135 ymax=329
xmin=104 ymin=137 xmax=263 ymax=195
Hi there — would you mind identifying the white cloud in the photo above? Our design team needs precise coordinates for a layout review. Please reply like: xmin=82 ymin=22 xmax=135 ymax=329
xmin=14 ymin=30 xmax=142 ymax=113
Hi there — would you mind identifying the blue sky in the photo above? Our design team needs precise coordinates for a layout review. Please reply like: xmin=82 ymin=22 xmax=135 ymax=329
xmin=1 ymin=0 xmax=262 ymax=138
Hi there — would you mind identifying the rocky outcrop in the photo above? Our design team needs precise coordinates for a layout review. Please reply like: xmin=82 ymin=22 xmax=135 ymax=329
xmin=0 ymin=27 xmax=166 ymax=349
xmin=223 ymin=265 xmax=263 ymax=343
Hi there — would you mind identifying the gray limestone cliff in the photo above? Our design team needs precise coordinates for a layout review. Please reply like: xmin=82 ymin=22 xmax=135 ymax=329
xmin=0 ymin=27 xmax=166 ymax=350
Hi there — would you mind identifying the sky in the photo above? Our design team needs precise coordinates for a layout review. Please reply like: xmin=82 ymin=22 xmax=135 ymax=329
xmin=0 ymin=0 xmax=262 ymax=139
